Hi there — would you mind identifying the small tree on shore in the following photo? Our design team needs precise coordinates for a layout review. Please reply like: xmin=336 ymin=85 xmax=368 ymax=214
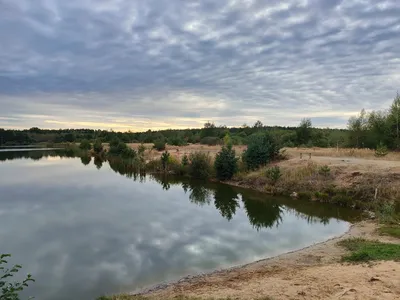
xmin=242 ymin=133 xmax=279 ymax=170
xmin=79 ymin=139 xmax=91 ymax=150
xmin=214 ymin=144 xmax=238 ymax=181
xmin=93 ymin=140 xmax=103 ymax=154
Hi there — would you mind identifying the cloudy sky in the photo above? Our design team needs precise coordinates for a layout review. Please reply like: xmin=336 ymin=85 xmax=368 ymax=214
xmin=1 ymin=0 xmax=399 ymax=131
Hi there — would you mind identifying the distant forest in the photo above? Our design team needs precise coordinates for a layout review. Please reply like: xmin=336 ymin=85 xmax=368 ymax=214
xmin=1 ymin=94 xmax=399 ymax=150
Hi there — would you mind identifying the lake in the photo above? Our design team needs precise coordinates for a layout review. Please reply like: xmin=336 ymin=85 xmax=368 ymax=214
xmin=0 ymin=150 xmax=360 ymax=300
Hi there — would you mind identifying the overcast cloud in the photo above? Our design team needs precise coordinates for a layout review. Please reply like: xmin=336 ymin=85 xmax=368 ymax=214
xmin=0 ymin=0 xmax=399 ymax=130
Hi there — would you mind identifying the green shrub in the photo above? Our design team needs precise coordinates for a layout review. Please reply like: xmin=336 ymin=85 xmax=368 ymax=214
xmin=242 ymin=133 xmax=279 ymax=170
xmin=297 ymin=191 xmax=313 ymax=200
xmin=375 ymin=142 xmax=388 ymax=157
xmin=188 ymin=152 xmax=212 ymax=179
xmin=109 ymin=140 xmax=136 ymax=158
xmin=318 ymin=165 xmax=331 ymax=177
xmin=93 ymin=140 xmax=103 ymax=154
xmin=265 ymin=166 xmax=282 ymax=185
xmin=181 ymin=154 xmax=189 ymax=166
xmin=200 ymin=136 xmax=221 ymax=146
xmin=161 ymin=151 xmax=170 ymax=171
xmin=214 ymin=144 xmax=238 ymax=181
xmin=153 ymin=140 xmax=166 ymax=151
xmin=0 ymin=254 xmax=35 ymax=300
xmin=138 ymin=144 xmax=146 ymax=155
xmin=314 ymin=191 xmax=329 ymax=202
xmin=331 ymin=194 xmax=353 ymax=206
xmin=79 ymin=139 xmax=91 ymax=150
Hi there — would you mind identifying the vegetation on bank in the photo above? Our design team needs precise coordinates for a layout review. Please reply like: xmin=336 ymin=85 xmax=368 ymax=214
xmin=378 ymin=225 xmax=400 ymax=239
xmin=0 ymin=254 xmax=35 ymax=300
xmin=338 ymin=238 xmax=400 ymax=262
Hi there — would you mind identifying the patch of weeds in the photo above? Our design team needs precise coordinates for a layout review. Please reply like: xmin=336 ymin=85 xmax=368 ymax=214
xmin=297 ymin=191 xmax=313 ymax=200
xmin=378 ymin=225 xmax=400 ymax=239
xmin=314 ymin=191 xmax=329 ymax=202
xmin=331 ymin=194 xmax=353 ymax=207
xmin=338 ymin=238 xmax=400 ymax=262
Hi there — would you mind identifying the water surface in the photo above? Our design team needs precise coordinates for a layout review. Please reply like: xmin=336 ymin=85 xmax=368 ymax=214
xmin=0 ymin=150 xmax=359 ymax=300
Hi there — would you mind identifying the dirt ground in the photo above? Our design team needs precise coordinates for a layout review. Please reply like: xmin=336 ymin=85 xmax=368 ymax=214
xmin=142 ymin=222 xmax=400 ymax=300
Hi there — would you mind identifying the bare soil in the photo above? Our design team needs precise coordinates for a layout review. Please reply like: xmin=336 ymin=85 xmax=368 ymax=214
xmin=143 ymin=222 xmax=400 ymax=300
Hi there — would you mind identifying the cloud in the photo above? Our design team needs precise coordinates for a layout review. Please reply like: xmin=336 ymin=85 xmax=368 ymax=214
xmin=0 ymin=0 xmax=399 ymax=130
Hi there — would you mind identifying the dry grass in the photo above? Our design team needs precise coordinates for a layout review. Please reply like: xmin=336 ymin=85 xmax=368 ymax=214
xmin=285 ymin=147 xmax=400 ymax=161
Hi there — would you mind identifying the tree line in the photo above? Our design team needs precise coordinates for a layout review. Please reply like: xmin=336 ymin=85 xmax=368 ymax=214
xmin=1 ymin=93 xmax=399 ymax=150
xmin=0 ymin=121 xmax=348 ymax=148
xmin=347 ymin=93 xmax=400 ymax=150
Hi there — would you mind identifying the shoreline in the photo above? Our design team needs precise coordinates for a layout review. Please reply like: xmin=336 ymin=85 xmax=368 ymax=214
xmin=133 ymin=221 xmax=357 ymax=296
xmin=129 ymin=221 xmax=400 ymax=299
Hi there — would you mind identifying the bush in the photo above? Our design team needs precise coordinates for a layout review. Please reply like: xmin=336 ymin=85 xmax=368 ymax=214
xmin=109 ymin=140 xmax=137 ymax=158
xmin=200 ymin=136 xmax=221 ymax=146
xmin=138 ymin=144 xmax=146 ymax=155
xmin=161 ymin=151 xmax=170 ymax=171
xmin=375 ymin=142 xmax=388 ymax=157
xmin=153 ymin=140 xmax=166 ymax=151
xmin=242 ymin=133 xmax=280 ymax=170
xmin=214 ymin=144 xmax=238 ymax=180
xmin=188 ymin=152 xmax=212 ymax=179
xmin=1 ymin=254 xmax=35 ymax=300
xmin=265 ymin=166 xmax=282 ymax=185
xmin=314 ymin=191 xmax=329 ymax=202
xmin=79 ymin=139 xmax=91 ymax=150
xmin=318 ymin=165 xmax=331 ymax=177
xmin=181 ymin=154 xmax=189 ymax=166
xmin=93 ymin=140 xmax=103 ymax=154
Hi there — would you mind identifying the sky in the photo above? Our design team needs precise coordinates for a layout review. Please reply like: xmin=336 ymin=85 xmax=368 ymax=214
xmin=0 ymin=0 xmax=399 ymax=131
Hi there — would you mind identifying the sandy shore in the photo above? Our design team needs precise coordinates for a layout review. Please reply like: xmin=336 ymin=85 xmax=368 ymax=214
xmin=136 ymin=221 xmax=400 ymax=300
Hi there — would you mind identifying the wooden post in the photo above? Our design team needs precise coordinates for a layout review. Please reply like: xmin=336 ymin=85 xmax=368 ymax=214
xmin=300 ymin=153 xmax=302 ymax=159
xmin=309 ymin=153 xmax=311 ymax=159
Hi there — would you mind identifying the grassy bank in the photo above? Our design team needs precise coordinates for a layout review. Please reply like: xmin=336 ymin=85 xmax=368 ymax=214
xmin=229 ymin=158 xmax=400 ymax=212
xmin=338 ymin=238 xmax=400 ymax=262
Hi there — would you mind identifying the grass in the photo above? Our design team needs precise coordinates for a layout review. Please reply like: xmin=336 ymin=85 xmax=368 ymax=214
xmin=378 ymin=225 xmax=400 ymax=239
xmin=285 ymin=147 xmax=400 ymax=160
xmin=338 ymin=238 xmax=400 ymax=262
xmin=97 ymin=296 xmax=274 ymax=300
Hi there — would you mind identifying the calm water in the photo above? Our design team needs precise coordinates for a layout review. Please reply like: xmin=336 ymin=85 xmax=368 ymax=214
xmin=0 ymin=150 xmax=360 ymax=300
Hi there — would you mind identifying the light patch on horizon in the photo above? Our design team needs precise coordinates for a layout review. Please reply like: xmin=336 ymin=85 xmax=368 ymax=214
xmin=0 ymin=0 xmax=399 ymax=131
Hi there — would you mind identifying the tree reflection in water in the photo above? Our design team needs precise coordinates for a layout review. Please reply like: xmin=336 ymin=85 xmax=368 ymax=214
xmin=1 ymin=150 xmax=360 ymax=229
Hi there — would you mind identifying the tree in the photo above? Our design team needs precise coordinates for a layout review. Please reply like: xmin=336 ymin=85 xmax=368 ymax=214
xmin=93 ymin=140 xmax=103 ymax=154
xmin=223 ymin=132 xmax=232 ymax=146
xmin=242 ymin=132 xmax=279 ymax=170
xmin=153 ymin=140 xmax=166 ymax=151
xmin=296 ymin=118 xmax=313 ymax=146
xmin=200 ymin=122 xmax=217 ymax=138
xmin=79 ymin=139 xmax=91 ymax=150
xmin=161 ymin=151 xmax=170 ymax=171
xmin=347 ymin=109 xmax=368 ymax=148
xmin=188 ymin=152 xmax=212 ymax=179
xmin=214 ymin=144 xmax=238 ymax=180
xmin=388 ymin=93 xmax=400 ymax=150
xmin=253 ymin=120 xmax=264 ymax=129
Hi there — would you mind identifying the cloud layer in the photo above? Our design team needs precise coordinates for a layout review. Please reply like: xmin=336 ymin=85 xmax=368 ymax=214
xmin=1 ymin=0 xmax=399 ymax=130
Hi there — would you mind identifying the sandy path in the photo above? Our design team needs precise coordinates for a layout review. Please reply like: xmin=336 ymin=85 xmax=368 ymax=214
xmin=143 ymin=222 xmax=400 ymax=300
